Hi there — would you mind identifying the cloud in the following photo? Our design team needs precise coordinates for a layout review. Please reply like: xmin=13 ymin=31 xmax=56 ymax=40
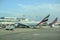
xmin=18 ymin=3 xmax=60 ymax=10
xmin=17 ymin=3 xmax=60 ymax=21
xmin=18 ymin=3 xmax=60 ymax=14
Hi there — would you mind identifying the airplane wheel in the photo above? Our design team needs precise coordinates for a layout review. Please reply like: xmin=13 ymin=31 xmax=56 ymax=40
xmin=6 ymin=29 xmax=9 ymax=30
xmin=10 ymin=29 xmax=14 ymax=30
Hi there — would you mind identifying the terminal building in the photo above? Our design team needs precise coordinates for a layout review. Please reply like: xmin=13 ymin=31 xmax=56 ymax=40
xmin=0 ymin=17 xmax=30 ymax=24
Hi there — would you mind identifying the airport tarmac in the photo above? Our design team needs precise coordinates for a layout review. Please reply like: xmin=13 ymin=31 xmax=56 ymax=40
xmin=0 ymin=27 xmax=60 ymax=40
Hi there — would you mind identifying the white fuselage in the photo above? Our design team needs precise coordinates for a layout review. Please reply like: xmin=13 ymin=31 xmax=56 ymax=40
xmin=18 ymin=21 xmax=39 ymax=26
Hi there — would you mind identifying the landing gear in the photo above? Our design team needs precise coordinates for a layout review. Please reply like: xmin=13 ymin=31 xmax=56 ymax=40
xmin=49 ymin=24 xmax=54 ymax=28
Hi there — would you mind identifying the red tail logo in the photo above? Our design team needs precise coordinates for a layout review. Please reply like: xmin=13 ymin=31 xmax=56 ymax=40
xmin=37 ymin=14 xmax=50 ymax=25
xmin=49 ymin=17 xmax=58 ymax=25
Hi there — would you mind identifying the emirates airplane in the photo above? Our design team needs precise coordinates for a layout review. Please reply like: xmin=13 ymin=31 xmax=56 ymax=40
xmin=15 ymin=14 xmax=50 ymax=28
xmin=15 ymin=14 xmax=58 ymax=28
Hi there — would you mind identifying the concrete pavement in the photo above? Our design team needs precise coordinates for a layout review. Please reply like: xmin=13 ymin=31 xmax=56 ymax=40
xmin=0 ymin=27 xmax=60 ymax=40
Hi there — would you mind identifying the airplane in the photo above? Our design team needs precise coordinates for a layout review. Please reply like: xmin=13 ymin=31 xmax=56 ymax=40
xmin=48 ymin=17 xmax=58 ymax=28
xmin=15 ymin=14 xmax=50 ymax=28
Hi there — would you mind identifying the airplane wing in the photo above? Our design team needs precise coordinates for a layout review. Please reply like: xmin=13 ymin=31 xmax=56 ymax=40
xmin=37 ymin=14 xmax=50 ymax=25
xmin=15 ymin=23 xmax=30 ymax=28
xmin=49 ymin=17 xmax=58 ymax=25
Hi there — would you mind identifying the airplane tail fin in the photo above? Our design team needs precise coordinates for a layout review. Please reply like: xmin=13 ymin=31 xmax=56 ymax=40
xmin=37 ymin=14 xmax=50 ymax=25
xmin=44 ymin=14 xmax=50 ymax=19
xmin=49 ymin=17 xmax=58 ymax=25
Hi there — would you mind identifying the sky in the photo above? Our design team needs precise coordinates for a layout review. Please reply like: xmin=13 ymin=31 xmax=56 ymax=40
xmin=0 ymin=0 xmax=60 ymax=21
